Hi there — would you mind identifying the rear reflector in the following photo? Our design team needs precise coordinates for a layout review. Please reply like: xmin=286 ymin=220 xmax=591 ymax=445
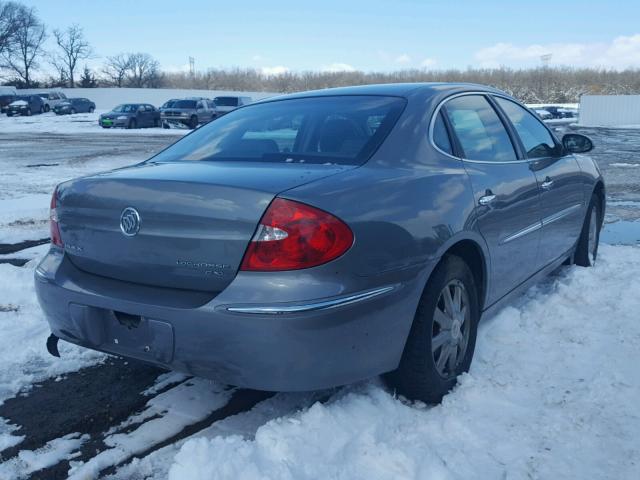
xmin=50 ymin=187 xmax=63 ymax=247
xmin=240 ymin=198 xmax=353 ymax=271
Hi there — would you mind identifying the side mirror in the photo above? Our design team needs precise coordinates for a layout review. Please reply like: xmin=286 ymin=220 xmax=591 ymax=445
xmin=562 ymin=133 xmax=593 ymax=154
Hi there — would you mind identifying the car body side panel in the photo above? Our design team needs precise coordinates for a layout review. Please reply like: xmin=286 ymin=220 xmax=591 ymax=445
xmin=462 ymin=161 xmax=542 ymax=305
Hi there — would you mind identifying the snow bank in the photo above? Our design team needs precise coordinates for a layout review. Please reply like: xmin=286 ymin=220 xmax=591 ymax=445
xmin=0 ymin=111 xmax=188 ymax=136
xmin=169 ymin=245 xmax=640 ymax=480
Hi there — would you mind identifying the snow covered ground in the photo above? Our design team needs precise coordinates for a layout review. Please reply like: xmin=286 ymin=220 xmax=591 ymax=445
xmin=170 ymin=249 xmax=640 ymax=479
xmin=0 ymin=124 xmax=639 ymax=479
xmin=1 ymin=244 xmax=638 ymax=479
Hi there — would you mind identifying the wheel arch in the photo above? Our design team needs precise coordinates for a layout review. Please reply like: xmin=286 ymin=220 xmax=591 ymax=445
xmin=418 ymin=232 xmax=490 ymax=313
xmin=439 ymin=238 xmax=488 ymax=312
xmin=593 ymin=180 xmax=605 ymax=227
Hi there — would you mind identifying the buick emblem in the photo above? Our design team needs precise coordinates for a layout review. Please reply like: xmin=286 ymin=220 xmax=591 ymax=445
xmin=120 ymin=207 xmax=141 ymax=237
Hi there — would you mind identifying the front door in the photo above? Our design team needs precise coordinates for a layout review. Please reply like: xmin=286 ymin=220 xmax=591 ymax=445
xmin=493 ymin=97 xmax=585 ymax=267
xmin=442 ymin=94 xmax=542 ymax=305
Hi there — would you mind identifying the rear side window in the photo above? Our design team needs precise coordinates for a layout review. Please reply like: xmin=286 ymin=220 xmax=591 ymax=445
xmin=494 ymin=97 xmax=563 ymax=158
xmin=151 ymin=96 xmax=406 ymax=165
xmin=432 ymin=111 xmax=453 ymax=155
xmin=444 ymin=95 xmax=516 ymax=162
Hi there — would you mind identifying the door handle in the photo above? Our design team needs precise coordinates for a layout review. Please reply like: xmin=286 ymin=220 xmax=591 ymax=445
xmin=478 ymin=193 xmax=496 ymax=206
xmin=541 ymin=177 xmax=554 ymax=190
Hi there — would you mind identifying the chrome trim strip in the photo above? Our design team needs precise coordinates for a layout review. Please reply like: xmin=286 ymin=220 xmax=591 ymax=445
xmin=499 ymin=203 xmax=583 ymax=245
xmin=541 ymin=203 xmax=582 ymax=226
xmin=500 ymin=221 xmax=542 ymax=245
xmin=428 ymin=91 xmax=532 ymax=164
xmin=226 ymin=285 xmax=396 ymax=315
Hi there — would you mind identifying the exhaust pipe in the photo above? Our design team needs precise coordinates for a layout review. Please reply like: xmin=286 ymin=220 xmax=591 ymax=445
xmin=46 ymin=333 xmax=60 ymax=357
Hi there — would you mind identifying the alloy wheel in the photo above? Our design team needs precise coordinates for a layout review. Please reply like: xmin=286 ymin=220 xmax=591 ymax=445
xmin=432 ymin=279 xmax=470 ymax=378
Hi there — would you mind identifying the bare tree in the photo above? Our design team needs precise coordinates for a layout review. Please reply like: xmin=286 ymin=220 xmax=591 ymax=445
xmin=158 ymin=65 xmax=640 ymax=103
xmin=125 ymin=52 xmax=161 ymax=87
xmin=52 ymin=24 xmax=92 ymax=87
xmin=0 ymin=1 xmax=20 ymax=57
xmin=0 ymin=5 xmax=46 ymax=87
xmin=101 ymin=53 xmax=130 ymax=87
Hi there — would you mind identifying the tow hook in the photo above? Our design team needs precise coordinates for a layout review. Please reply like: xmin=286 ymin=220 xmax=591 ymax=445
xmin=47 ymin=333 xmax=60 ymax=357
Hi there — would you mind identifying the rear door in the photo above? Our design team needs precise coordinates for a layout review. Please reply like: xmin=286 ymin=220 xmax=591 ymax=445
xmin=493 ymin=96 xmax=585 ymax=267
xmin=442 ymin=94 xmax=542 ymax=305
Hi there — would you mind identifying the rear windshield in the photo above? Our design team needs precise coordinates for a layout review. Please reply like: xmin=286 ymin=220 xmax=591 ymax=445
xmin=112 ymin=104 xmax=138 ymax=112
xmin=213 ymin=97 xmax=239 ymax=107
xmin=151 ymin=95 xmax=406 ymax=165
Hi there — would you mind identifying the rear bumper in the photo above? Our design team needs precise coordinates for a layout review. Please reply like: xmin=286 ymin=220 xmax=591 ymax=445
xmin=34 ymin=248 xmax=428 ymax=391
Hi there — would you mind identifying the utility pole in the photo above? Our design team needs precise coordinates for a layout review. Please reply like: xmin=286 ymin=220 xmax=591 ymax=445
xmin=540 ymin=54 xmax=552 ymax=102
xmin=189 ymin=56 xmax=195 ymax=77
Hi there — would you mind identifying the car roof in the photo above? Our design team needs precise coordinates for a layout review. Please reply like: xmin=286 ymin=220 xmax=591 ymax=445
xmin=257 ymin=82 xmax=506 ymax=103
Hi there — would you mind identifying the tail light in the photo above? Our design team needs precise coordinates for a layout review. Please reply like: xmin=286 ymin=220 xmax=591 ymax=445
xmin=50 ymin=187 xmax=63 ymax=247
xmin=240 ymin=198 xmax=353 ymax=271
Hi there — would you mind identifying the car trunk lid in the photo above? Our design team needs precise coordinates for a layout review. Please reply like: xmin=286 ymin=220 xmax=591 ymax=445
xmin=57 ymin=161 xmax=351 ymax=292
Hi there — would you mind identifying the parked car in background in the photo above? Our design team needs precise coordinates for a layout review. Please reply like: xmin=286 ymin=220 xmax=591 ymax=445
xmin=53 ymin=98 xmax=96 ymax=115
xmin=540 ymin=106 xmax=563 ymax=119
xmin=36 ymin=83 xmax=604 ymax=404
xmin=5 ymin=95 xmax=45 ymax=116
xmin=212 ymin=96 xmax=252 ymax=117
xmin=557 ymin=107 xmax=577 ymax=119
xmin=99 ymin=104 xmax=161 ymax=129
xmin=0 ymin=92 xmax=16 ymax=114
xmin=534 ymin=108 xmax=553 ymax=120
xmin=160 ymin=98 xmax=215 ymax=129
xmin=34 ymin=91 xmax=68 ymax=112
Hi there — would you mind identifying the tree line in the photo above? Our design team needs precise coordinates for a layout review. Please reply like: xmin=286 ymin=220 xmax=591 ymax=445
xmin=2 ymin=0 xmax=640 ymax=102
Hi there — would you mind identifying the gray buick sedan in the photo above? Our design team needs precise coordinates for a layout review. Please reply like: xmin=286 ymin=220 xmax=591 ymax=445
xmin=36 ymin=83 xmax=604 ymax=403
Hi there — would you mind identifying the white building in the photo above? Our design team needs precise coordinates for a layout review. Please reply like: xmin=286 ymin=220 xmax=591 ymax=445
xmin=579 ymin=95 xmax=640 ymax=127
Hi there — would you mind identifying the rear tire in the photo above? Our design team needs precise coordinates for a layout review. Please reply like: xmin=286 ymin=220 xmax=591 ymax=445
xmin=88 ymin=107 xmax=95 ymax=113
xmin=575 ymin=194 xmax=601 ymax=267
xmin=386 ymin=255 xmax=479 ymax=404
xmin=44 ymin=104 xmax=50 ymax=112
xmin=189 ymin=115 xmax=198 ymax=129
xmin=26 ymin=108 xmax=32 ymax=116
xmin=70 ymin=108 xmax=76 ymax=115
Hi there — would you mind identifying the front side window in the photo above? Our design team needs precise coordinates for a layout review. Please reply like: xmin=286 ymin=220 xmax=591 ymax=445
xmin=494 ymin=97 xmax=562 ymax=158
xmin=443 ymin=95 xmax=516 ymax=162
xmin=151 ymin=95 xmax=406 ymax=166
xmin=173 ymin=100 xmax=196 ymax=109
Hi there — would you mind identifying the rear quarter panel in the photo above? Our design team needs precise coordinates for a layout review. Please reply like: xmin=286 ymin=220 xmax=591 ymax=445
xmin=281 ymin=91 xmax=483 ymax=357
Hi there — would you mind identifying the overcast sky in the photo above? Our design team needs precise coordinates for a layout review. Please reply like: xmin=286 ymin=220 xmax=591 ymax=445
xmin=20 ymin=0 xmax=640 ymax=74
